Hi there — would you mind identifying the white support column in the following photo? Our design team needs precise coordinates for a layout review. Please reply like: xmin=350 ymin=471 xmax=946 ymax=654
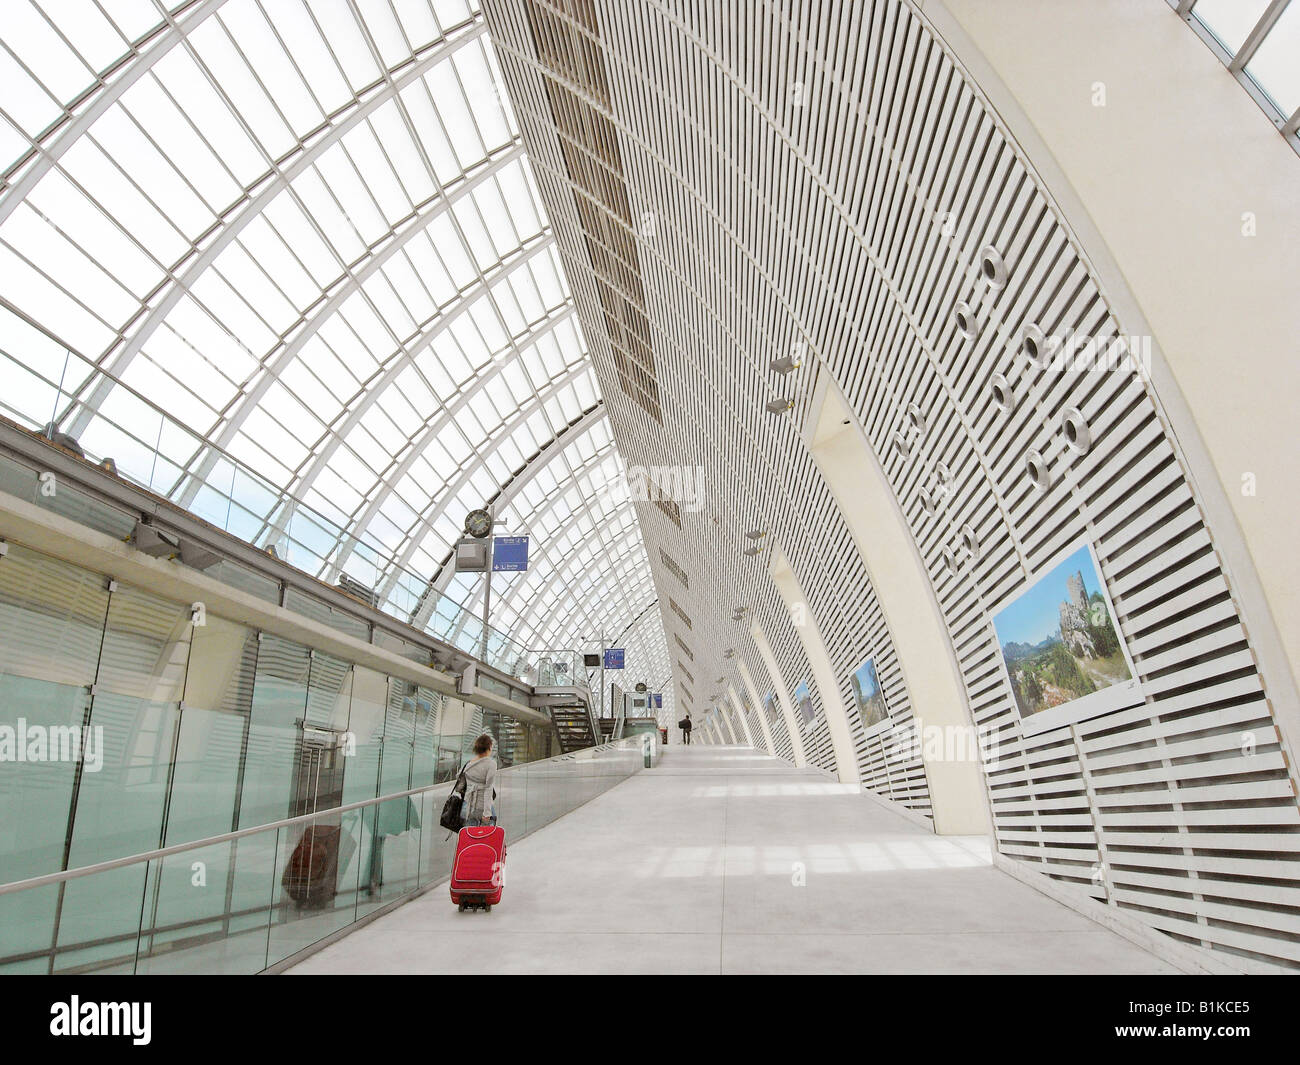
xmin=719 ymin=706 xmax=739 ymax=745
xmin=804 ymin=378 xmax=990 ymax=834
xmin=768 ymin=546 xmax=861 ymax=788
xmin=749 ymin=619 xmax=808 ymax=767
xmin=734 ymin=666 xmax=776 ymax=755
xmin=726 ymin=686 xmax=756 ymax=748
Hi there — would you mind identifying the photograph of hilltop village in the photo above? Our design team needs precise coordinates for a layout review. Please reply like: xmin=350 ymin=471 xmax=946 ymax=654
xmin=851 ymin=656 xmax=889 ymax=728
xmin=992 ymin=543 xmax=1134 ymax=719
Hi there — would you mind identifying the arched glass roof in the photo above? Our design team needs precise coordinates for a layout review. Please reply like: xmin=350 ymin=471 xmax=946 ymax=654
xmin=0 ymin=0 xmax=671 ymax=710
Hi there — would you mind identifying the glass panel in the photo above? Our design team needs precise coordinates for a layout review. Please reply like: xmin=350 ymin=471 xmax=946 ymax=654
xmin=1193 ymin=0 xmax=1275 ymax=54
xmin=45 ymin=865 xmax=145 ymax=975
xmin=1245 ymin=2 xmax=1300 ymax=113
xmin=129 ymin=617 xmax=261 ymax=968
xmin=433 ymin=697 xmax=462 ymax=786
xmin=239 ymin=635 xmax=310 ymax=829
xmin=305 ymin=651 xmax=352 ymax=733
xmin=0 ymin=544 xmax=107 ymax=966
xmin=134 ymin=838 xmax=268 ymax=976
xmin=265 ymin=807 xmax=367 ymax=968
xmin=410 ymin=685 xmax=439 ymax=787
xmin=342 ymin=668 xmax=383 ymax=807
xmin=370 ymin=676 xmax=420 ymax=903
xmin=415 ymin=786 xmax=451 ymax=888
xmin=344 ymin=667 xmax=386 ymax=919
xmin=55 ymin=583 xmax=190 ymax=972
xmin=167 ymin=617 xmax=256 ymax=846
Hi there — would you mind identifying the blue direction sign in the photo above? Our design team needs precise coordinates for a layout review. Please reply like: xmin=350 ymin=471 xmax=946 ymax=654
xmin=652 ymin=693 xmax=662 ymax=709
xmin=603 ymin=648 xmax=625 ymax=669
xmin=492 ymin=535 xmax=529 ymax=572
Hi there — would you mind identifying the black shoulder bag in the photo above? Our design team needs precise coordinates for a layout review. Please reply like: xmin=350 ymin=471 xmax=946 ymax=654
xmin=438 ymin=767 xmax=468 ymax=832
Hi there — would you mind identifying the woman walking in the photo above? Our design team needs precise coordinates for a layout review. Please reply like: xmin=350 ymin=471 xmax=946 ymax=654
xmin=461 ymin=733 xmax=498 ymax=827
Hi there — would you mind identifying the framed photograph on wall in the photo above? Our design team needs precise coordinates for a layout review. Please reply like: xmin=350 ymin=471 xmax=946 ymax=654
xmin=990 ymin=539 xmax=1141 ymax=737
xmin=850 ymin=656 xmax=889 ymax=730
xmin=793 ymin=681 xmax=816 ymax=727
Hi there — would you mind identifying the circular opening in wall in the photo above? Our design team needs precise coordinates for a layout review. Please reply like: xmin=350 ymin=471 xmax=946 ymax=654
xmin=991 ymin=372 xmax=1013 ymax=413
xmin=979 ymin=245 xmax=1007 ymax=288
xmin=1062 ymin=407 xmax=1091 ymax=456
xmin=1021 ymin=325 xmax=1051 ymax=369
xmin=954 ymin=301 xmax=977 ymax=340
xmin=942 ymin=545 xmax=960 ymax=578
xmin=892 ymin=430 xmax=911 ymax=461
xmin=919 ymin=485 xmax=937 ymax=517
xmin=1025 ymin=450 xmax=1051 ymax=493
xmin=906 ymin=402 xmax=926 ymax=437
xmin=961 ymin=525 xmax=979 ymax=559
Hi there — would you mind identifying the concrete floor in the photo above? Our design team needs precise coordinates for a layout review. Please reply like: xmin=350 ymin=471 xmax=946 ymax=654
xmin=287 ymin=746 xmax=1176 ymax=975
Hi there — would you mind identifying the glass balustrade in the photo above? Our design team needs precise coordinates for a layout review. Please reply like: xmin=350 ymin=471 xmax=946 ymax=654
xmin=0 ymin=740 xmax=645 ymax=975
xmin=0 ymin=536 xmax=617 ymax=973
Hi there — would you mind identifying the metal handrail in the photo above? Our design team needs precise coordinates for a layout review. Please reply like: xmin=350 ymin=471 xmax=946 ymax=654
xmin=0 ymin=736 xmax=643 ymax=898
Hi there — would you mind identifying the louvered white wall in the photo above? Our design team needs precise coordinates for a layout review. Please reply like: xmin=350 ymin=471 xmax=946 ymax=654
xmin=483 ymin=0 xmax=1300 ymax=970
xmin=482 ymin=0 xmax=932 ymax=810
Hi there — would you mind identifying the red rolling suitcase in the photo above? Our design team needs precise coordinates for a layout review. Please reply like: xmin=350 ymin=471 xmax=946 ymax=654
xmin=450 ymin=825 xmax=506 ymax=911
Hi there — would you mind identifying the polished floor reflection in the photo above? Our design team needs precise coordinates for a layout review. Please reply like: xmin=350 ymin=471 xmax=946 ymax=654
xmin=289 ymin=746 xmax=1176 ymax=975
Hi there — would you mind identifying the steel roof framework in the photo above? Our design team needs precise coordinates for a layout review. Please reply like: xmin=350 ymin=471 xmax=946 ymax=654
xmin=0 ymin=0 xmax=672 ymax=708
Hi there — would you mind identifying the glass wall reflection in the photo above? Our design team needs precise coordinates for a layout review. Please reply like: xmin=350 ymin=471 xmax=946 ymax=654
xmin=0 ymin=541 xmax=578 ymax=973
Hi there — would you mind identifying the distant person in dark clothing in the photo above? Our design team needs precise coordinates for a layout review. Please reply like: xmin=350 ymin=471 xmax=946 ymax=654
xmin=679 ymin=712 xmax=693 ymax=745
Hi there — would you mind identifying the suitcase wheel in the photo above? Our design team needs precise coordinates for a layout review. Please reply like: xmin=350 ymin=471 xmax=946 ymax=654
xmin=484 ymin=904 xmax=491 ymax=913
xmin=457 ymin=900 xmax=466 ymax=912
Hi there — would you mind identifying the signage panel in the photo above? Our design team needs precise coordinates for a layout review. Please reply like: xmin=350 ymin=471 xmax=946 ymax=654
xmin=492 ymin=535 xmax=529 ymax=572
